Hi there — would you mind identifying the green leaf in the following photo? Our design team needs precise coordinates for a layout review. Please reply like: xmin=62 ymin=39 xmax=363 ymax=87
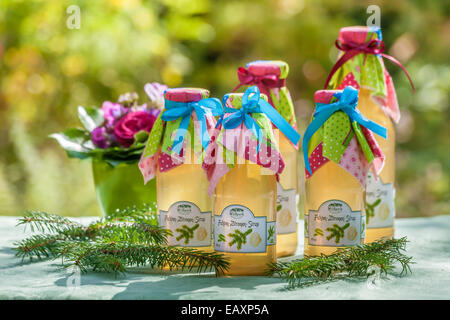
xmin=49 ymin=128 xmax=92 ymax=155
xmin=78 ymin=106 xmax=104 ymax=132
xmin=133 ymin=130 xmax=149 ymax=144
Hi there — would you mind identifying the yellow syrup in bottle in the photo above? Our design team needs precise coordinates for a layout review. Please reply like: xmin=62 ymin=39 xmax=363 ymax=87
xmin=358 ymin=88 xmax=395 ymax=242
xmin=214 ymin=161 xmax=277 ymax=276
xmin=156 ymin=87 xmax=214 ymax=258
xmin=276 ymin=132 xmax=299 ymax=257
xmin=303 ymin=88 xmax=368 ymax=257
xmin=304 ymin=160 xmax=365 ymax=256
xmin=156 ymin=151 xmax=213 ymax=256
xmin=244 ymin=60 xmax=300 ymax=258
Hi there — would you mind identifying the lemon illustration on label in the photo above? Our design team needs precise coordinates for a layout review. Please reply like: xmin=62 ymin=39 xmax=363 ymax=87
xmin=278 ymin=209 xmax=292 ymax=227
xmin=196 ymin=226 xmax=207 ymax=241
xmin=249 ymin=231 xmax=262 ymax=247
xmin=377 ymin=202 xmax=390 ymax=221
xmin=347 ymin=226 xmax=357 ymax=241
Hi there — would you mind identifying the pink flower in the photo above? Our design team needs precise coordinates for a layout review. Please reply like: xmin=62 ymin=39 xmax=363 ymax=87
xmin=92 ymin=126 xmax=110 ymax=149
xmin=101 ymin=101 xmax=128 ymax=127
xmin=113 ymin=111 xmax=157 ymax=147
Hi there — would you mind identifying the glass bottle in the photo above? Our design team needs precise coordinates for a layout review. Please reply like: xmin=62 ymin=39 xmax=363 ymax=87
xmin=214 ymin=161 xmax=277 ymax=275
xmin=156 ymin=88 xmax=214 ymax=253
xmin=205 ymin=92 xmax=279 ymax=275
xmin=358 ymin=88 xmax=395 ymax=242
xmin=237 ymin=60 xmax=299 ymax=257
xmin=303 ymin=87 xmax=385 ymax=256
xmin=328 ymin=26 xmax=402 ymax=242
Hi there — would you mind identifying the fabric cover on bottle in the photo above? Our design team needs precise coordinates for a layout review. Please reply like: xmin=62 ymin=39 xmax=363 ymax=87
xmin=328 ymin=26 xmax=401 ymax=123
xmin=304 ymin=87 xmax=385 ymax=187
xmin=203 ymin=91 xmax=286 ymax=196
xmin=235 ymin=60 xmax=298 ymax=136
xmin=139 ymin=88 xmax=221 ymax=184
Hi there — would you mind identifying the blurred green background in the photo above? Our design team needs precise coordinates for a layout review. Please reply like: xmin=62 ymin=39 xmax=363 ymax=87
xmin=0 ymin=0 xmax=448 ymax=217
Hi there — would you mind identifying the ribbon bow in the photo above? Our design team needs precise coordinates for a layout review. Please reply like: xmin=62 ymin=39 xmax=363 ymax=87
xmin=324 ymin=39 xmax=415 ymax=92
xmin=232 ymin=67 xmax=286 ymax=100
xmin=161 ymin=97 xmax=223 ymax=155
xmin=303 ymin=86 xmax=388 ymax=175
xmin=221 ymin=86 xmax=300 ymax=153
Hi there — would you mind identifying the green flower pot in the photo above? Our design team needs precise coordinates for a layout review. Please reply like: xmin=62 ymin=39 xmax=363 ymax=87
xmin=92 ymin=159 xmax=156 ymax=216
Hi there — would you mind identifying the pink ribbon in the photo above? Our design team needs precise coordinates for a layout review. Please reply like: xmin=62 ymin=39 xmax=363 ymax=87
xmin=324 ymin=39 xmax=415 ymax=93
xmin=232 ymin=67 xmax=286 ymax=105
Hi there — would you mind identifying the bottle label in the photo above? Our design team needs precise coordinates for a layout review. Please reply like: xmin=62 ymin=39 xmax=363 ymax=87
xmin=306 ymin=200 xmax=365 ymax=247
xmin=366 ymin=173 xmax=395 ymax=229
xmin=159 ymin=201 xmax=212 ymax=247
xmin=276 ymin=183 xmax=297 ymax=234
xmin=214 ymin=205 xmax=276 ymax=253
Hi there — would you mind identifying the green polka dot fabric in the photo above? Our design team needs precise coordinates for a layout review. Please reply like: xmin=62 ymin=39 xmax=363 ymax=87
xmin=241 ymin=60 xmax=297 ymax=130
xmin=224 ymin=93 xmax=280 ymax=154
xmin=306 ymin=94 xmax=375 ymax=166
xmin=351 ymin=121 xmax=375 ymax=163
xmin=143 ymin=113 xmax=164 ymax=158
xmin=270 ymin=87 xmax=296 ymax=127
xmin=328 ymin=28 xmax=387 ymax=107
xmin=322 ymin=111 xmax=353 ymax=163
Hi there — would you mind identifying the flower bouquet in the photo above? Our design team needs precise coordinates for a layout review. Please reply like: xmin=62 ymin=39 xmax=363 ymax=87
xmin=51 ymin=82 xmax=167 ymax=215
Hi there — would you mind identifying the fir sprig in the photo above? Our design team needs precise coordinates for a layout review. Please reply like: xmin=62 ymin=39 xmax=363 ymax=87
xmin=267 ymin=237 xmax=413 ymax=288
xmin=53 ymin=240 xmax=229 ymax=274
xmin=14 ymin=207 xmax=230 ymax=275
xmin=17 ymin=210 xmax=82 ymax=234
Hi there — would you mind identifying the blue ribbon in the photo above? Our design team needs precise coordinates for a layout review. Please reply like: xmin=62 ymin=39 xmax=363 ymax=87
xmin=161 ymin=97 xmax=223 ymax=155
xmin=220 ymin=86 xmax=300 ymax=153
xmin=302 ymin=86 xmax=387 ymax=175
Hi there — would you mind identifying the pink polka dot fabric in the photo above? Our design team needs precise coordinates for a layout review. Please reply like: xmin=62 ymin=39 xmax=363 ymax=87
xmin=139 ymin=106 xmax=219 ymax=182
xmin=304 ymin=127 xmax=384 ymax=187
xmin=337 ymin=72 xmax=360 ymax=90
xmin=139 ymin=151 xmax=158 ymax=184
xmin=383 ymin=70 xmax=400 ymax=123
xmin=337 ymin=136 xmax=369 ymax=186
xmin=158 ymin=148 xmax=184 ymax=173
xmin=202 ymin=117 xmax=285 ymax=195
xmin=305 ymin=87 xmax=386 ymax=187
xmin=360 ymin=125 xmax=385 ymax=174
xmin=304 ymin=142 xmax=329 ymax=179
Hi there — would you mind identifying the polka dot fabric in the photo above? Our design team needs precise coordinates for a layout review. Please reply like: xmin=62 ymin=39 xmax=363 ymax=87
xmin=304 ymin=142 xmax=329 ymax=179
xmin=337 ymin=136 xmax=369 ymax=186
xmin=139 ymin=87 xmax=218 ymax=183
xmin=158 ymin=147 xmax=184 ymax=173
xmin=330 ymin=26 xmax=401 ymax=124
xmin=304 ymin=87 xmax=386 ymax=187
xmin=322 ymin=111 xmax=353 ymax=163
xmin=143 ymin=115 xmax=164 ymax=158
xmin=337 ymin=73 xmax=360 ymax=90
xmin=202 ymin=109 xmax=285 ymax=195
xmin=139 ymin=151 xmax=158 ymax=184
xmin=239 ymin=60 xmax=298 ymax=145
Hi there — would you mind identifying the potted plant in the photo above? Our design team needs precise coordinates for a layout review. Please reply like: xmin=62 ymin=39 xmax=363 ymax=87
xmin=51 ymin=82 xmax=167 ymax=215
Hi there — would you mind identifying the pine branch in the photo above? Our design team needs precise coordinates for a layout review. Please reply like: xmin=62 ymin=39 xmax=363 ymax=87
xmin=267 ymin=237 xmax=413 ymax=288
xmin=57 ymin=240 xmax=230 ymax=275
xmin=14 ymin=207 xmax=230 ymax=275
xmin=16 ymin=208 xmax=168 ymax=244
xmin=14 ymin=234 xmax=66 ymax=261
xmin=16 ymin=210 xmax=83 ymax=233
xmin=85 ymin=221 xmax=171 ymax=244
